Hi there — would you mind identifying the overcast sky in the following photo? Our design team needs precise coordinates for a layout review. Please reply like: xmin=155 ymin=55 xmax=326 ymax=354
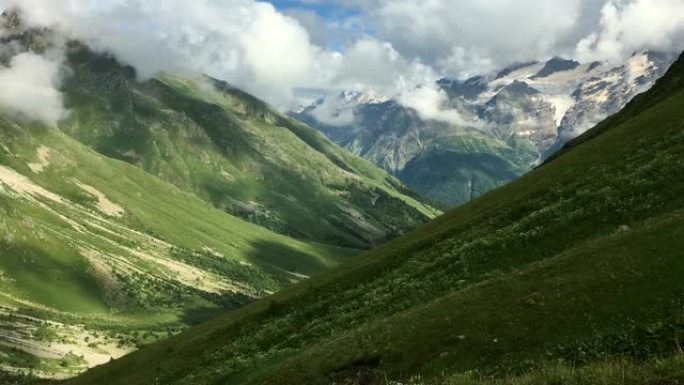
xmin=1 ymin=0 xmax=684 ymax=113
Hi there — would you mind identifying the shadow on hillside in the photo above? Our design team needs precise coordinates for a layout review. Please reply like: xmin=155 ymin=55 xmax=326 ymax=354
xmin=181 ymin=306 xmax=238 ymax=326
xmin=246 ymin=240 xmax=328 ymax=279
xmin=0 ymin=241 xmax=106 ymax=313
xmin=179 ymin=240 xmax=329 ymax=326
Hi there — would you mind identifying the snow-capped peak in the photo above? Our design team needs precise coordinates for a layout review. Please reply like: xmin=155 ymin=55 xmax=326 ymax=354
xmin=336 ymin=90 xmax=388 ymax=106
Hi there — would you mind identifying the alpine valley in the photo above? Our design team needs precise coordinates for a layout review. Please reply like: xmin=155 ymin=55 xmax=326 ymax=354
xmin=68 ymin=50 xmax=684 ymax=385
xmin=0 ymin=3 xmax=683 ymax=385
xmin=0 ymin=11 xmax=436 ymax=380
xmin=294 ymin=52 xmax=677 ymax=206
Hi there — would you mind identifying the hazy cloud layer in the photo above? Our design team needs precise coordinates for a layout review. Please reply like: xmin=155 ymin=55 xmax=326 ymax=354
xmin=576 ymin=0 xmax=684 ymax=62
xmin=0 ymin=8 xmax=65 ymax=126
xmin=369 ymin=0 xmax=585 ymax=77
xmin=2 ymin=0 xmax=322 ymax=106
xmin=308 ymin=96 xmax=357 ymax=126
xmin=0 ymin=0 xmax=682 ymax=120
xmin=0 ymin=51 xmax=64 ymax=124
xmin=398 ymin=84 xmax=469 ymax=125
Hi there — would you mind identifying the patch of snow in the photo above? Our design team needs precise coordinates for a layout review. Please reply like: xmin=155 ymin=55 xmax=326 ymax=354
xmin=546 ymin=95 xmax=576 ymax=126
xmin=627 ymin=53 xmax=654 ymax=83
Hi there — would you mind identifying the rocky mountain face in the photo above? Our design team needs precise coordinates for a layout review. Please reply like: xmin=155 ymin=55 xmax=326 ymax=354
xmin=294 ymin=52 xmax=676 ymax=206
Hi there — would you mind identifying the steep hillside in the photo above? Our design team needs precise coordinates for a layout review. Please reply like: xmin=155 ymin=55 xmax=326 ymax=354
xmin=295 ymin=53 xmax=675 ymax=207
xmin=69 ymin=53 xmax=684 ymax=385
xmin=0 ymin=115 xmax=354 ymax=378
xmin=56 ymin=43 xmax=436 ymax=249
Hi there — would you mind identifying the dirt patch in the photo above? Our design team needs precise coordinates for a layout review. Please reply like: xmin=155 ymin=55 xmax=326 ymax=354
xmin=0 ymin=165 xmax=62 ymax=203
xmin=75 ymin=182 xmax=125 ymax=217
xmin=0 ymin=310 xmax=133 ymax=378
xmin=27 ymin=146 xmax=51 ymax=173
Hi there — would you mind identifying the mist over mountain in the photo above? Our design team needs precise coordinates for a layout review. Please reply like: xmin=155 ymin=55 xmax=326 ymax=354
xmin=68 ymin=50 xmax=684 ymax=385
xmin=0 ymin=10 xmax=435 ymax=378
xmin=0 ymin=1 xmax=683 ymax=384
xmin=294 ymin=51 xmax=676 ymax=206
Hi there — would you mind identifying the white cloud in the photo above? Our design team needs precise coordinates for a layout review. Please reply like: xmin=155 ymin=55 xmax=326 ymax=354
xmin=397 ymin=84 xmax=469 ymax=125
xmin=284 ymin=8 xmax=330 ymax=47
xmin=437 ymin=47 xmax=496 ymax=80
xmin=329 ymin=39 xmax=437 ymax=96
xmin=0 ymin=52 xmax=65 ymax=124
xmin=2 ymin=0 xmax=320 ymax=106
xmin=0 ymin=0 xmax=682 ymax=112
xmin=576 ymin=0 xmax=684 ymax=62
xmin=3 ymin=0 xmax=436 ymax=108
xmin=308 ymin=96 xmax=356 ymax=126
xmin=368 ymin=0 xmax=586 ymax=78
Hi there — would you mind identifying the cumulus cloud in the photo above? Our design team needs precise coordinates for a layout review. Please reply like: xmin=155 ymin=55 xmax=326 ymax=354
xmin=308 ymin=96 xmax=357 ymax=126
xmin=0 ymin=51 xmax=65 ymax=124
xmin=575 ymin=0 xmax=684 ymax=62
xmin=368 ymin=0 xmax=586 ymax=78
xmin=284 ymin=8 xmax=331 ymax=47
xmin=397 ymin=84 xmax=470 ymax=125
xmin=1 ymin=0 xmax=321 ymax=106
xmin=0 ymin=0 xmax=682 ymax=114
xmin=329 ymin=39 xmax=437 ymax=95
xmin=365 ymin=0 xmax=684 ymax=78
xmin=2 ymin=0 xmax=438 ymax=108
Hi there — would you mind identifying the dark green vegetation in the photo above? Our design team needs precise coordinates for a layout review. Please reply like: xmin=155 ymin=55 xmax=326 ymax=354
xmin=67 ymin=53 xmax=684 ymax=385
xmin=59 ymin=44 xmax=436 ymax=249
xmin=441 ymin=355 xmax=684 ymax=385
xmin=0 ymin=371 xmax=56 ymax=385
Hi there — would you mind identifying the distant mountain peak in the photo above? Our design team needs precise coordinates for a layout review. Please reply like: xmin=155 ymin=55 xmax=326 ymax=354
xmin=530 ymin=57 xmax=580 ymax=79
xmin=495 ymin=61 xmax=539 ymax=79
xmin=336 ymin=89 xmax=388 ymax=105
xmin=495 ymin=80 xmax=541 ymax=98
xmin=586 ymin=61 xmax=602 ymax=72
xmin=294 ymin=52 xmax=676 ymax=207
xmin=437 ymin=75 xmax=488 ymax=100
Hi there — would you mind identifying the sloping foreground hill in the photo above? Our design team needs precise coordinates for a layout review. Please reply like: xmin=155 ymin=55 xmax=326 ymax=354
xmin=0 ymin=116 xmax=355 ymax=378
xmin=57 ymin=43 xmax=436 ymax=249
xmin=68 ymin=52 xmax=684 ymax=385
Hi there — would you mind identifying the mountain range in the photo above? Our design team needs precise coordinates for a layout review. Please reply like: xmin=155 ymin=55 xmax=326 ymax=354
xmin=67 ymin=50 xmax=684 ymax=385
xmin=294 ymin=52 xmax=676 ymax=206
xmin=0 ymin=11 xmax=436 ymax=379
xmin=1 ymin=7 xmax=683 ymax=385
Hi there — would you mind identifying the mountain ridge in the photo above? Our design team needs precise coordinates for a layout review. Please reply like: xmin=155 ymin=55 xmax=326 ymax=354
xmin=294 ymin=52 xmax=676 ymax=207
xmin=0 ymin=14 xmax=436 ymax=378
xmin=68 ymin=51 xmax=684 ymax=385
xmin=57 ymin=42 xmax=437 ymax=249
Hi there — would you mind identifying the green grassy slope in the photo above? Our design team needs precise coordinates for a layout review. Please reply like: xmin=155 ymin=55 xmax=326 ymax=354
xmin=58 ymin=44 xmax=437 ymax=249
xmin=0 ymin=115 xmax=354 ymax=378
xmin=68 ymin=52 xmax=684 ymax=385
